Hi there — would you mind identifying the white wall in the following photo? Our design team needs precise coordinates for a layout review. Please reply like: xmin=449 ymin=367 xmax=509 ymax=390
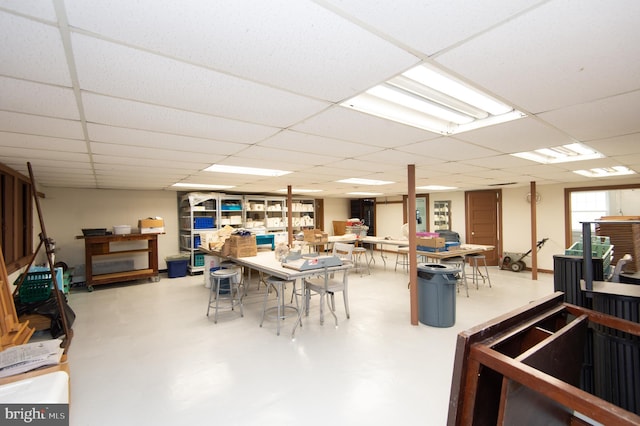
xmin=38 ymin=187 xmax=179 ymax=271
xmin=30 ymin=177 xmax=640 ymax=275
xmin=322 ymin=198 xmax=350 ymax=235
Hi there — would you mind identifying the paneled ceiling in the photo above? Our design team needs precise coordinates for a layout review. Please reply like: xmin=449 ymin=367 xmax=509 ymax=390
xmin=1 ymin=0 xmax=639 ymax=197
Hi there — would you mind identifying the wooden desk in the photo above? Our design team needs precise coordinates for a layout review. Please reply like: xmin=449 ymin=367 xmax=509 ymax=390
xmin=80 ymin=233 xmax=160 ymax=290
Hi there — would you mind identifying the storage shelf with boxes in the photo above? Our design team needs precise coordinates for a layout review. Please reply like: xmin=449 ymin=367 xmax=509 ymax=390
xmin=139 ymin=217 xmax=165 ymax=234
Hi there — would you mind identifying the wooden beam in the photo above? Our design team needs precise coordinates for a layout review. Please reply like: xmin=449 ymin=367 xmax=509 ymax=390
xmin=530 ymin=181 xmax=538 ymax=280
xmin=408 ymin=164 xmax=418 ymax=325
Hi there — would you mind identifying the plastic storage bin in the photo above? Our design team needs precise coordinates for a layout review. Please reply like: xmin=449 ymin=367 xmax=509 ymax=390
xmin=417 ymin=263 xmax=459 ymax=327
xmin=193 ymin=217 xmax=214 ymax=229
xmin=166 ymin=255 xmax=190 ymax=278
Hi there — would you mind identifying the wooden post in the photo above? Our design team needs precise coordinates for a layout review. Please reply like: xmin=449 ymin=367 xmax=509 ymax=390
xmin=530 ymin=181 xmax=538 ymax=280
xmin=287 ymin=185 xmax=293 ymax=247
xmin=408 ymin=165 xmax=418 ymax=325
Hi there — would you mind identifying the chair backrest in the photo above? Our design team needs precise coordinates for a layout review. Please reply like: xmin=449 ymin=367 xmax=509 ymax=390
xmin=332 ymin=242 xmax=354 ymax=262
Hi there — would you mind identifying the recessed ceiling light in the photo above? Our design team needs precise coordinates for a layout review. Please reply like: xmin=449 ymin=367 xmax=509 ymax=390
xmin=417 ymin=185 xmax=458 ymax=191
xmin=340 ymin=63 xmax=524 ymax=135
xmin=347 ymin=192 xmax=383 ymax=196
xmin=172 ymin=183 xmax=235 ymax=189
xmin=511 ymin=143 xmax=603 ymax=164
xmin=276 ymin=188 xmax=323 ymax=193
xmin=204 ymin=164 xmax=291 ymax=177
xmin=573 ymin=166 xmax=636 ymax=178
xmin=337 ymin=178 xmax=394 ymax=185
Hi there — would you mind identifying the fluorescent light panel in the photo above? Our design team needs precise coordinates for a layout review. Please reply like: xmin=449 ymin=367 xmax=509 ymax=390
xmin=573 ymin=166 xmax=636 ymax=178
xmin=172 ymin=183 xmax=234 ymax=189
xmin=204 ymin=164 xmax=291 ymax=177
xmin=340 ymin=63 xmax=524 ymax=135
xmin=337 ymin=178 xmax=394 ymax=185
xmin=512 ymin=143 xmax=604 ymax=164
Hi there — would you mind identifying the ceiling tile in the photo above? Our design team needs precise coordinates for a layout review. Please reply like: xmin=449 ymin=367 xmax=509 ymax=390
xmin=291 ymin=106 xmax=437 ymax=147
xmin=0 ymin=77 xmax=79 ymax=119
xmin=325 ymin=0 xmax=543 ymax=55
xmin=0 ymin=111 xmax=83 ymax=139
xmin=436 ymin=0 xmax=640 ymax=113
xmin=0 ymin=12 xmax=71 ymax=86
xmin=539 ymin=90 xmax=640 ymax=141
xmin=81 ymin=93 xmax=278 ymax=143
xmin=71 ymin=34 xmax=330 ymax=128
xmin=65 ymin=0 xmax=418 ymax=101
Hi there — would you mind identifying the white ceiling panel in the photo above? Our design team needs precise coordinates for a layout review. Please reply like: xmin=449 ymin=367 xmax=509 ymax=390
xmin=435 ymin=0 xmax=640 ymax=114
xmin=0 ymin=77 xmax=79 ymax=119
xmin=0 ymin=132 xmax=86 ymax=152
xmin=229 ymin=145 xmax=341 ymax=167
xmin=398 ymin=138 xmax=501 ymax=161
xmin=89 ymin=142 xmax=224 ymax=164
xmin=259 ymin=130 xmax=381 ymax=157
xmin=290 ymin=106 xmax=437 ymax=147
xmin=324 ymin=0 xmax=544 ymax=55
xmin=538 ymin=90 xmax=640 ymax=141
xmin=86 ymin=124 xmax=247 ymax=155
xmin=0 ymin=12 xmax=71 ymax=86
xmin=453 ymin=117 xmax=576 ymax=153
xmin=71 ymin=34 xmax=330 ymax=128
xmin=0 ymin=111 xmax=83 ymax=139
xmin=64 ymin=0 xmax=419 ymax=101
xmin=0 ymin=1 xmax=57 ymax=21
xmin=81 ymin=93 xmax=278 ymax=143
xmin=0 ymin=2 xmax=638 ymax=194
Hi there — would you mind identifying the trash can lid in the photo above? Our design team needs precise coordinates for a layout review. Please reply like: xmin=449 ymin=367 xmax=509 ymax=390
xmin=418 ymin=263 xmax=460 ymax=273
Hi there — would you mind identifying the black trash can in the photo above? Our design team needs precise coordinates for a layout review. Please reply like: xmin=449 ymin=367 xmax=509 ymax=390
xmin=417 ymin=263 xmax=459 ymax=327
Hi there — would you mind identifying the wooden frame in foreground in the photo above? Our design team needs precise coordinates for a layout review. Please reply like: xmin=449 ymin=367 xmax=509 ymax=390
xmin=448 ymin=292 xmax=640 ymax=426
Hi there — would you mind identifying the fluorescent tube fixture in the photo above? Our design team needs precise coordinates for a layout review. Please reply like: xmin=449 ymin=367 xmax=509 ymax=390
xmin=511 ymin=143 xmax=604 ymax=164
xmin=340 ymin=63 xmax=524 ymax=135
xmin=172 ymin=183 xmax=235 ymax=189
xmin=417 ymin=185 xmax=458 ymax=191
xmin=337 ymin=178 xmax=394 ymax=185
xmin=573 ymin=166 xmax=636 ymax=178
xmin=204 ymin=164 xmax=291 ymax=177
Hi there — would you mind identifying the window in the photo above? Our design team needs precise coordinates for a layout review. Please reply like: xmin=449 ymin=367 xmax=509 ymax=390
xmin=0 ymin=163 xmax=33 ymax=274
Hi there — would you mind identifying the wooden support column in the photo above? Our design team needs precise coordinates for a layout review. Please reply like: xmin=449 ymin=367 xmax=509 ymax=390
xmin=287 ymin=185 xmax=293 ymax=247
xmin=530 ymin=181 xmax=538 ymax=280
xmin=408 ymin=164 xmax=418 ymax=325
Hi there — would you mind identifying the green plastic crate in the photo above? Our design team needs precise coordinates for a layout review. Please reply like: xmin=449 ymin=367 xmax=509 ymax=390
xmin=15 ymin=271 xmax=53 ymax=303
xmin=194 ymin=253 xmax=205 ymax=267
xmin=565 ymin=242 xmax=613 ymax=258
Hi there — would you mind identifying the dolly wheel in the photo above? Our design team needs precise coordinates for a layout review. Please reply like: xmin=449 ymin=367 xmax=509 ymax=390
xmin=501 ymin=256 xmax=511 ymax=270
xmin=510 ymin=261 xmax=523 ymax=272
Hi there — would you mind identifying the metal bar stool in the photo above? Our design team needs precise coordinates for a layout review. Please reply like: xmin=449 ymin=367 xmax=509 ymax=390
xmin=207 ymin=268 xmax=243 ymax=323
xmin=395 ymin=246 xmax=410 ymax=272
xmin=466 ymin=254 xmax=492 ymax=289
xmin=441 ymin=256 xmax=469 ymax=297
xmin=260 ymin=276 xmax=299 ymax=336
xmin=352 ymin=246 xmax=371 ymax=276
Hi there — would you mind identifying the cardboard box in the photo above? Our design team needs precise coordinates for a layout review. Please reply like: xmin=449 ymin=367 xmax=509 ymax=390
xmin=416 ymin=237 xmax=445 ymax=248
xmin=139 ymin=218 xmax=164 ymax=228
xmin=139 ymin=218 xmax=165 ymax=234
xmin=226 ymin=234 xmax=257 ymax=257
xmin=229 ymin=234 xmax=256 ymax=247
xmin=303 ymin=229 xmax=328 ymax=243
